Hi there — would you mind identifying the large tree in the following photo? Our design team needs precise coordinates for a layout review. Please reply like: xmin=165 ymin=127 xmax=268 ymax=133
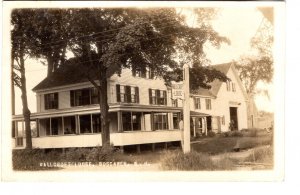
xmin=18 ymin=8 xmax=229 ymax=146
xmin=235 ymin=8 xmax=273 ymax=94
xmin=11 ymin=10 xmax=35 ymax=149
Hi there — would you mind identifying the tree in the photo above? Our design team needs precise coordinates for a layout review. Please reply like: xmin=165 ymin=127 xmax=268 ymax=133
xmin=23 ymin=9 xmax=71 ymax=76
xmin=235 ymin=9 xmax=273 ymax=94
xmin=19 ymin=8 xmax=229 ymax=146
xmin=11 ymin=10 xmax=34 ymax=149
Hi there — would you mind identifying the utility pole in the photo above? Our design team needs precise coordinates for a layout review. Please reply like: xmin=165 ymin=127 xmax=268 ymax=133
xmin=183 ymin=64 xmax=190 ymax=153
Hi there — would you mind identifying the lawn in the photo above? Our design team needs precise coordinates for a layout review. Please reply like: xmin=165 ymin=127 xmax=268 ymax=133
xmin=191 ymin=134 xmax=272 ymax=155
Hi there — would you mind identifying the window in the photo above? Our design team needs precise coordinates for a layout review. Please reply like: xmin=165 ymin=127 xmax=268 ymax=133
xmin=153 ymin=114 xmax=168 ymax=130
xmin=116 ymin=85 xmax=139 ymax=103
xmin=133 ymin=68 xmax=154 ymax=79
xmin=63 ymin=116 xmax=76 ymax=134
xmin=70 ymin=88 xmax=99 ymax=107
xmin=172 ymin=99 xmax=178 ymax=107
xmin=205 ymin=99 xmax=212 ymax=110
xmin=232 ymin=83 xmax=236 ymax=92
xmin=80 ymin=115 xmax=92 ymax=134
xmin=194 ymin=97 xmax=201 ymax=109
xmin=122 ymin=112 xmax=141 ymax=131
xmin=149 ymin=89 xmax=167 ymax=105
xmin=45 ymin=93 xmax=58 ymax=109
xmin=226 ymin=81 xmax=231 ymax=91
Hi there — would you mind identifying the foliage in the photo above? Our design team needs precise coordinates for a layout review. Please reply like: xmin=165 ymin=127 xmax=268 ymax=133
xmin=192 ymin=135 xmax=272 ymax=155
xmin=240 ymin=128 xmax=258 ymax=137
xmin=12 ymin=8 xmax=230 ymax=146
xmin=12 ymin=149 xmax=61 ymax=170
xmin=161 ymin=150 xmax=216 ymax=170
xmin=161 ymin=150 xmax=236 ymax=171
xmin=234 ymin=14 xmax=273 ymax=94
xmin=244 ymin=146 xmax=273 ymax=164
xmin=12 ymin=145 xmax=118 ymax=170
xmin=207 ymin=131 xmax=216 ymax=137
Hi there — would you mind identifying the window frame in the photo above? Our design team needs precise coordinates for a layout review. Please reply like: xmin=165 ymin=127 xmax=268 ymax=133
xmin=44 ymin=93 xmax=58 ymax=110
xmin=70 ymin=87 xmax=99 ymax=107
xmin=205 ymin=99 xmax=212 ymax=110
xmin=149 ymin=88 xmax=167 ymax=105
xmin=194 ymin=97 xmax=201 ymax=109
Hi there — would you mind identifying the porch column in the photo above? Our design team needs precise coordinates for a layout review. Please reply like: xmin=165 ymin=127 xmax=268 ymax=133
xmin=192 ymin=117 xmax=196 ymax=137
xmin=62 ymin=117 xmax=65 ymax=135
xmin=36 ymin=119 xmax=39 ymax=137
xmin=75 ymin=115 xmax=80 ymax=135
xmin=204 ymin=117 xmax=208 ymax=136
xmin=117 ymin=111 xmax=123 ymax=132
xmin=150 ymin=112 xmax=154 ymax=131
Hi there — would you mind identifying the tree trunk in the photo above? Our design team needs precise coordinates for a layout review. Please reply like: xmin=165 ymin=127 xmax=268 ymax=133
xmin=47 ymin=56 xmax=54 ymax=76
xmin=99 ymin=74 xmax=110 ymax=147
xmin=19 ymin=49 xmax=32 ymax=149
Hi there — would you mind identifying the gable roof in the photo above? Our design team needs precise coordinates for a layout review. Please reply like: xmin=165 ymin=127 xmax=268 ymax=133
xmin=32 ymin=59 xmax=99 ymax=91
xmin=192 ymin=63 xmax=232 ymax=97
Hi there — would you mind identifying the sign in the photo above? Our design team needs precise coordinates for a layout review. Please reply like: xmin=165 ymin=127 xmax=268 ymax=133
xmin=171 ymin=81 xmax=184 ymax=99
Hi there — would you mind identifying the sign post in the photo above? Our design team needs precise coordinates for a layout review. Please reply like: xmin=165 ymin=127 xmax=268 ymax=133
xmin=183 ymin=64 xmax=191 ymax=153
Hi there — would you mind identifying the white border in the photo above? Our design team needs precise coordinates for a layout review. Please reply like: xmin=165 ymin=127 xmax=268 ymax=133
xmin=1 ymin=1 xmax=285 ymax=182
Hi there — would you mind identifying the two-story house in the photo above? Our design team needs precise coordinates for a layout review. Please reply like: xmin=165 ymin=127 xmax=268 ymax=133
xmin=11 ymin=62 xmax=248 ymax=149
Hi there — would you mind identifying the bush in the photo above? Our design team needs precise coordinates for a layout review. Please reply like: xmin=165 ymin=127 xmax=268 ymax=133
xmin=222 ymin=130 xmax=243 ymax=137
xmin=12 ymin=149 xmax=61 ymax=170
xmin=241 ymin=129 xmax=258 ymax=137
xmin=86 ymin=145 xmax=117 ymax=162
xmin=207 ymin=131 xmax=216 ymax=137
xmin=244 ymin=146 xmax=273 ymax=163
xmin=161 ymin=150 xmax=216 ymax=170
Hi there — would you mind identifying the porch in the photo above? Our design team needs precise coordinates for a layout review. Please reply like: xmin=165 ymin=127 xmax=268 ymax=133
xmin=12 ymin=104 xmax=182 ymax=149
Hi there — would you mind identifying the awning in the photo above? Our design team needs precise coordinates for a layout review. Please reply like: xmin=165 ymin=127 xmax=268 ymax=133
xmin=190 ymin=111 xmax=210 ymax=117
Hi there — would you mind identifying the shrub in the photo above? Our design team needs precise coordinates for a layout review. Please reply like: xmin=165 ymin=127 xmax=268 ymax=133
xmin=241 ymin=129 xmax=258 ymax=137
xmin=12 ymin=149 xmax=60 ymax=170
xmin=207 ymin=131 xmax=216 ymax=137
xmin=244 ymin=146 xmax=273 ymax=164
xmin=161 ymin=150 xmax=217 ymax=170
xmin=86 ymin=145 xmax=117 ymax=162
xmin=230 ymin=130 xmax=243 ymax=137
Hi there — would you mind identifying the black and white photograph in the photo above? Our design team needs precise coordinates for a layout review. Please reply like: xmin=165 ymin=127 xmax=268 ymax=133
xmin=1 ymin=1 xmax=285 ymax=182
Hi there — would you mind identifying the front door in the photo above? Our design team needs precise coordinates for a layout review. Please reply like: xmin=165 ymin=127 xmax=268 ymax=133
xmin=229 ymin=107 xmax=238 ymax=130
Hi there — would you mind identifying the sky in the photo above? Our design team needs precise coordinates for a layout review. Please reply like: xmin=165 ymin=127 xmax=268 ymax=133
xmin=14 ymin=7 xmax=274 ymax=114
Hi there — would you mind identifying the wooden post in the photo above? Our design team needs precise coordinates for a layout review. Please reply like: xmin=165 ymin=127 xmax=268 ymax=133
xmin=152 ymin=143 xmax=155 ymax=152
xmin=204 ymin=117 xmax=208 ymax=136
xmin=183 ymin=64 xmax=191 ymax=153
xmin=136 ymin=145 xmax=141 ymax=153
xmin=192 ymin=117 xmax=196 ymax=137
xmin=117 ymin=111 xmax=123 ymax=132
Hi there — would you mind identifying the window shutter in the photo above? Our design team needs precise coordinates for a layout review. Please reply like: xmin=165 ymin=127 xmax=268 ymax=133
xmin=163 ymin=91 xmax=167 ymax=105
xmin=70 ymin=91 xmax=74 ymax=107
xmin=55 ymin=93 xmax=58 ymax=109
xmin=125 ymin=86 xmax=131 ymax=103
xmin=135 ymin=87 xmax=139 ymax=103
xmin=149 ymin=89 xmax=152 ymax=104
xmin=116 ymin=84 xmax=120 ymax=102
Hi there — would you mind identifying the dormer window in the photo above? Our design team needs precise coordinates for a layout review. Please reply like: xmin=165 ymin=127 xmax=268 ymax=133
xmin=132 ymin=68 xmax=155 ymax=79
xmin=44 ymin=93 xmax=58 ymax=110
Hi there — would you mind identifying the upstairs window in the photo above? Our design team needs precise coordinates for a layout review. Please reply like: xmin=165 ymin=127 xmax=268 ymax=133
xmin=205 ymin=99 xmax=212 ymax=110
xmin=149 ymin=89 xmax=167 ymax=105
xmin=132 ymin=68 xmax=155 ymax=79
xmin=44 ymin=93 xmax=58 ymax=110
xmin=116 ymin=84 xmax=139 ymax=103
xmin=70 ymin=88 xmax=99 ymax=107
xmin=172 ymin=99 xmax=178 ymax=107
xmin=194 ymin=97 xmax=201 ymax=109
xmin=226 ymin=81 xmax=231 ymax=91
xmin=232 ymin=83 xmax=236 ymax=92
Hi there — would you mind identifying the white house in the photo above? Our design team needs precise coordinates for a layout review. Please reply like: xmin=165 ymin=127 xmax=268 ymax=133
xmin=11 ymin=62 xmax=248 ymax=149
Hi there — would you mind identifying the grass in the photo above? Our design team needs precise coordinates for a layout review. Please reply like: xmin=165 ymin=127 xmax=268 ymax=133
xmin=192 ymin=132 xmax=272 ymax=155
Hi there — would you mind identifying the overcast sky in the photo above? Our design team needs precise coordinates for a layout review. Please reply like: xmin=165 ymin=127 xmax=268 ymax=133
xmin=14 ymin=7 xmax=274 ymax=114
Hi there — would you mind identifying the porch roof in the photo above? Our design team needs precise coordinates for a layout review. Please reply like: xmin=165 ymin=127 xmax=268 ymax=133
xmin=12 ymin=104 xmax=182 ymax=121
xmin=190 ymin=111 xmax=210 ymax=117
